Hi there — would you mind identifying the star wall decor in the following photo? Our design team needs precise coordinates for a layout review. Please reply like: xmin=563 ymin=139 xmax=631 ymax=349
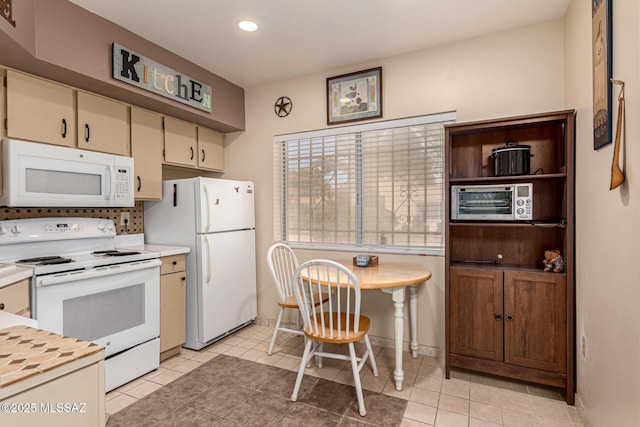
xmin=274 ymin=96 xmax=292 ymax=117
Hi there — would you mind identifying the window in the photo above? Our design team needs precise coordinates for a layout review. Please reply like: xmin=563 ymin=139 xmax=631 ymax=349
xmin=273 ymin=112 xmax=455 ymax=255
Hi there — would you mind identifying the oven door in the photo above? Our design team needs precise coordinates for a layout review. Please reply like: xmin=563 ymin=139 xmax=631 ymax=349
xmin=33 ymin=259 xmax=161 ymax=357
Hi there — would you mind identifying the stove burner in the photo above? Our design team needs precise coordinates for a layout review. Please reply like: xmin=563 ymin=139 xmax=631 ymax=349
xmin=16 ymin=256 xmax=74 ymax=265
xmin=92 ymin=250 xmax=141 ymax=257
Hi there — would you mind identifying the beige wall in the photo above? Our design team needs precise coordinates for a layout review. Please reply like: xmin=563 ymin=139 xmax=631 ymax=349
xmin=565 ymin=1 xmax=640 ymax=425
xmin=223 ymin=20 xmax=565 ymax=355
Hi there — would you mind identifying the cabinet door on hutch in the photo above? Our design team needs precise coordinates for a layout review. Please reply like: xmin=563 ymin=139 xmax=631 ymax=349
xmin=503 ymin=270 xmax=567 ymax=373
xmin=77 ymin=91 xmax=129 ymax=156
xmin=197 ymin=127 xmax=224 ymax=171
xmin=130 ymin=108 xmax=163 ymax=200
xmin=5 ymin=70 xmax=76 ymax=147
xmin=449 ymin=267 xmax=503 ymax=361
xmin=163 ymin=117 xmax=197 ymax=167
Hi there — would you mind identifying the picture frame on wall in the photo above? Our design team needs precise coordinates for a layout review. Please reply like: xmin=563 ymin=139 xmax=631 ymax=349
xmin=592 ymin=0 xmax=612 ymax=150
xmin=326 ymin=67 xmax=382 ymax=125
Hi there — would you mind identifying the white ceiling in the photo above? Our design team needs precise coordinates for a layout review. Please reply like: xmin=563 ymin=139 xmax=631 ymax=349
xmin=68 ymin=0 xmax=571 ymax=88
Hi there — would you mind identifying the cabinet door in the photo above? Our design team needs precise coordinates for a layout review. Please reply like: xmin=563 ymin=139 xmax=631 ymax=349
xmin=0 ymin=279 xmax=30 ymax=317
xmin=130 ymin=108 xmax=163 ymax=200
xmin=504 ymin=270 xmax=567 ymax=373
xmin=449 ymin=267 xmax=503 ymax=361
xmin=77 ymin=91 xmax=129 ymax=156
xmin=160 ymin=271 xmax=186 ymax=353
xmin=6 ymin=70 xmax=75 ymax=147
xmin=164 ymin=117 xmax=197 ymax=167
xmin=197 ymin=127 xmax=224 ymax=171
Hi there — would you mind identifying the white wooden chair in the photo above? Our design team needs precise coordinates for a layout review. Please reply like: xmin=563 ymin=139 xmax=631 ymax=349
xmin=290 ymin=259 xmax=378 ymax=416
xmin=266 ymin=243 xmax=330 ymax=355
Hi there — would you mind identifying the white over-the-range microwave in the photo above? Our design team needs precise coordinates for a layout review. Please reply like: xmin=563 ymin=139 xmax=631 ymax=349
xmin=0 ymin=138 xmax=134 ymax=207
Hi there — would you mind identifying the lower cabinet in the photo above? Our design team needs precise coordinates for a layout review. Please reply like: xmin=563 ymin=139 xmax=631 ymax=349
xmin=159 ymin=255 xmax=186 ymax=361
xmin=448 ymin=266 xmax=568 ymax=394
xmin=0 ymin=279 xmax=30 ymax=318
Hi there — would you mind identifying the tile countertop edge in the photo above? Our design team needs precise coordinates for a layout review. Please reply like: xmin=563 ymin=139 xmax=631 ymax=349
xmin=0 ymin=266 xmax=33 ymax=289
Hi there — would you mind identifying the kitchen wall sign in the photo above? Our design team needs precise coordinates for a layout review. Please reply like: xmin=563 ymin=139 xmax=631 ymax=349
xmin=1 ymin=0 xmax=16 ymax=27
xmin=274 ymin=96 xmax=292 ymax=117
xmin=112 ymin=43 xmax=212 ymax=113
xmin=592 ymin=0 xmax=612 ymax=150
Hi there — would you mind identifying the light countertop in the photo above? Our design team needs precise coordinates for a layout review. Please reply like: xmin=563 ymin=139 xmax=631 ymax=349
xmin=118 ymin=244 xmax=190 ymax=257
xmin=0 ymin=264 xmax=33 ymax=289
xmin=0 ymin=310 xmax=37 ymax=330
xmin=114 ymin=234 xmax=189 ymax=257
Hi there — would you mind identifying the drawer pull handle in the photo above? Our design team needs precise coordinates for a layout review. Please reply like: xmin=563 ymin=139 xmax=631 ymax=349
xmin=137 ymin=176 xmax=142 ymax=192
xmin=62 ymin=118 xmax=67 ymax=138
xmin=201 ymin=149 xmax=206 ymax=162
xmin=85 ymin=124 xmax=90 ymax=142
xmin=190 ymin=146 xmax=194 ymax=160
xmin=0 ymin=303 xmax=4 ymax=310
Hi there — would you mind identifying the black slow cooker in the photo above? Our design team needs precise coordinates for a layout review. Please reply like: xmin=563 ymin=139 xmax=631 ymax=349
xmin=489 ymin=141 xmax=533 ymax=176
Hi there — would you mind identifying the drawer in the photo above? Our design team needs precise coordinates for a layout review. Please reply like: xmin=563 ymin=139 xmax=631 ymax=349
xmin=0 ymin=279 xmax=30 ymax=316
xmin=160 ymin=255 xmax=186 ymax=275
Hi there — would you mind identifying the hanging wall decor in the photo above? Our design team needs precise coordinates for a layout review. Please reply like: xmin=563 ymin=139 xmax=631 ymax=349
xmin=274 ymin=96 xmax=292 ymax=117
xmin=592 ymin=0 xmax=612 ymax=150
xmin=1 ymin=0 xmax=16 ymax=27
xmin=327 ymin=67 xmax=382 ymax=125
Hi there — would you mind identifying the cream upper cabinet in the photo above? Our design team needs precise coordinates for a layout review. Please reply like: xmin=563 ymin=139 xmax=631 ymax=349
xmin=5 ymin=69 xmax=76 ymax=147
xmin=77 ymin=91 xmax=130 ymax=156
xmin=197 ymin=126 xmax=224 ymax=171
xmin=163 ymin=116 xmax=197 ymax=167
xmin=130 ymin=107 xmax=163 ymax=200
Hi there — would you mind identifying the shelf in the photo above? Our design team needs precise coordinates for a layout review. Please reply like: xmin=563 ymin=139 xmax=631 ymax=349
xmin=449 ymin=221 xmax=566 ymax=228
xmin=449 ymin=173 xmax=566 ymax=183
xmin=449 ymin=261 xmax=566 ymax=275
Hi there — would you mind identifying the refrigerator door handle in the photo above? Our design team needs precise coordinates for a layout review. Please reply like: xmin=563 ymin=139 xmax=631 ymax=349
xmin=205 ymin=234 xmax=213 ymax=283
xmin=203 ymin=184 xmax=212 ymax=232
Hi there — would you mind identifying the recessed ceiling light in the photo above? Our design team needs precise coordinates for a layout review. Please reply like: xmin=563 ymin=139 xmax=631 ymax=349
xmin=238 ymin=20 xmax=258 ymax=32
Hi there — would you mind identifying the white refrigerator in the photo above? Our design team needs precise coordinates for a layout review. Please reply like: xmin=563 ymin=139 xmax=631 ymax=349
xmin=144 ymin=177 xmax=257 ymax=350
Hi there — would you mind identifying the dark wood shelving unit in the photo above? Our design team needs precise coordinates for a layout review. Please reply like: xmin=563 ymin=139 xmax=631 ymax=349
xmin=444 ymin=110 xmax=576 ymax=404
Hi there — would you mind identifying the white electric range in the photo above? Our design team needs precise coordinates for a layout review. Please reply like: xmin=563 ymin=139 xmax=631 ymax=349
xmin=0 ymin=217 xmax=162 ymax=392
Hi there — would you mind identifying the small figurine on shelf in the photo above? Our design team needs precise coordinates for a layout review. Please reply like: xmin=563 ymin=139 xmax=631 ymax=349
xmin=543 ymin=249 xmax=564 ymax=273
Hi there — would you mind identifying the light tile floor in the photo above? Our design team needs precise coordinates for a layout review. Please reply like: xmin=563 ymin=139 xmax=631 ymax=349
xmin=106 ymin=324 xmax=584 ymax=426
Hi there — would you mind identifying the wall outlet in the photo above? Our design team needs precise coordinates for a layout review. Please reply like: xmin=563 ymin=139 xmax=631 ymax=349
xmin=120 ymin=211 xmax=130 ymax=226
xmin=582 ymin=335 xmax=587 ymax=359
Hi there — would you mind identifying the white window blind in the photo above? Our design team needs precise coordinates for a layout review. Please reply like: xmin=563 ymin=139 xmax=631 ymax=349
xmin=274 ymin=112 xmax=455 ymax=255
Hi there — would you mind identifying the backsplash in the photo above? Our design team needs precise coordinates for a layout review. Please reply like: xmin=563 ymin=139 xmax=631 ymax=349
xmin=0 ymin=202 xmax=144 ymax=235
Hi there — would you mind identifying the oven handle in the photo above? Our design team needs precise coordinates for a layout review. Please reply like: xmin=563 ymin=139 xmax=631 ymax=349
xmin=35 ymin=259 xmax=162 ymax=287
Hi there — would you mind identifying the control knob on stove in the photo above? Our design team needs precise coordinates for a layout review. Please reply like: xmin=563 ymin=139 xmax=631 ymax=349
xmin=97 ymin=222 xmax=105 ymax=231
xmin=0 ymin=226 xmax=7 ymax=236
xmin=106 ymin=222 xmax=114 ymax=231
xmin=11 ymin=225 xmax=23 ymax=235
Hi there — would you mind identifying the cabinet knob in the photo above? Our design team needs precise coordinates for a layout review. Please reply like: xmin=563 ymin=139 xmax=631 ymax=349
xmin=172 ymin=261 xmax=177 ymax=265
xmin=505 ymin=314 xmax=514 ymax=322
xmin=181 ymin=277 xmax=186 ymax=281
xmin=494 ymin=313 xmax=502 ymax=321
xmin=0 ymin=303 xmax=4 ymax=310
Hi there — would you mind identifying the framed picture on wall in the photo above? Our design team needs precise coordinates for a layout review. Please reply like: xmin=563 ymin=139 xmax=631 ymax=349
xmin=592 ymin=0 xmax=612 ymax=150
xmin=326 ymin=67 xmax=382 ymax=125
